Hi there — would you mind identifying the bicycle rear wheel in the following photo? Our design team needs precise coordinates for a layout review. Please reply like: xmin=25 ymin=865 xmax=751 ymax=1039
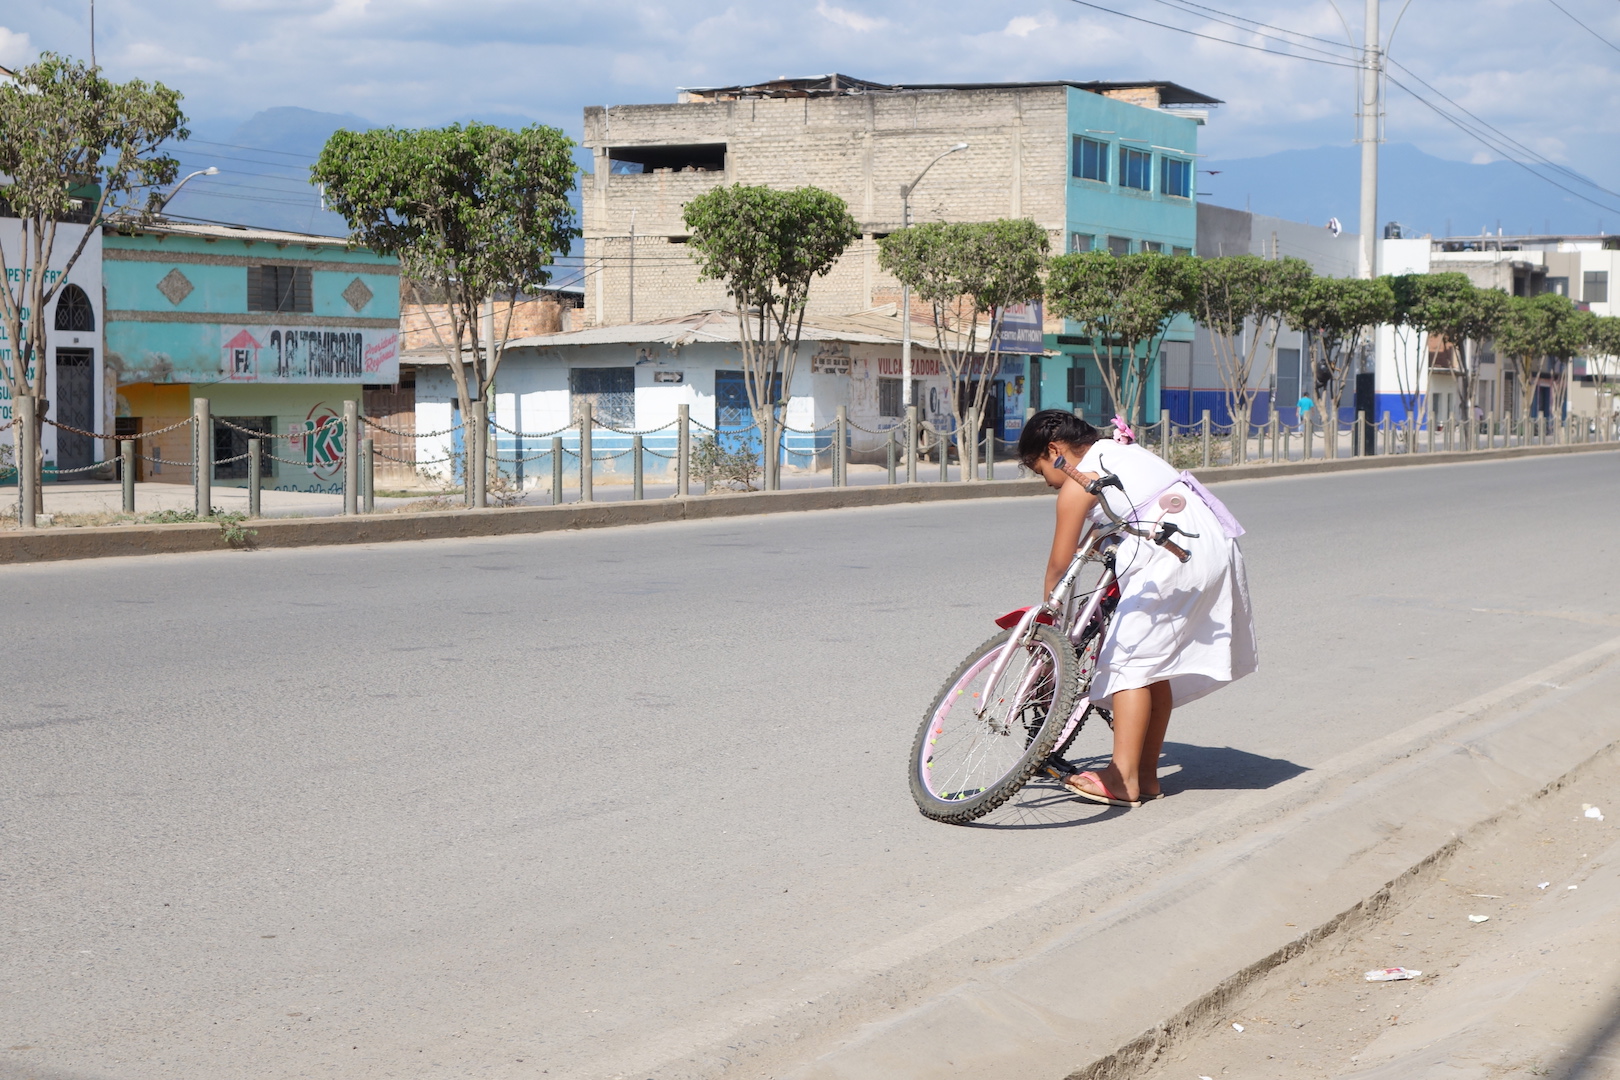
xmin=1051 ymin=611 xmax=1112 ymax=762
xmin=910 ymin=624 xmax=1078 ymax=824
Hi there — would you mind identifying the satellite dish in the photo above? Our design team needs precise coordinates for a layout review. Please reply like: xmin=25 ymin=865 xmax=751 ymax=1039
xmin=1326 ymin=217 xmax=1343 ymax=236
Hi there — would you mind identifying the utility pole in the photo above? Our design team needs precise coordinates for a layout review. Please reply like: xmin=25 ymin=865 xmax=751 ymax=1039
xmin=899 ymin=143 xmax=969 ymax=413
xmin=1357 ymin=0 xmax=1382 ymax=280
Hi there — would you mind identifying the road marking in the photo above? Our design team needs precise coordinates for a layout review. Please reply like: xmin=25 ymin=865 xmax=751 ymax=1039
xmin=583 ymin=633 xmax=1620 ymax=1080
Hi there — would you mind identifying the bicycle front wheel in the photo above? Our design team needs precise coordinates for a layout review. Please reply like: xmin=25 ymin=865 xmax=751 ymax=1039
xmin=909 ymin=624 xmax=1078 ymax=824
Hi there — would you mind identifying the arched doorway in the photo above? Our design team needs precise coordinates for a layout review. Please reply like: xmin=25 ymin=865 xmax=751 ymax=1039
xmin=53 ymin=284 xmax=97 ymax=474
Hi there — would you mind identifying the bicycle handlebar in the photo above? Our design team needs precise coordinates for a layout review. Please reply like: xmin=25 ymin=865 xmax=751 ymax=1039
xmin=1078 ymin=465 xmax=1197 ymax=562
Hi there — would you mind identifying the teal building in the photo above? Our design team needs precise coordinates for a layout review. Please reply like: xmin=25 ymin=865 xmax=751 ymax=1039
xmin=1043 ymin=84 xmax=1210 ymax=425
xmin=103 ymin=222 xmax=400 ymax=491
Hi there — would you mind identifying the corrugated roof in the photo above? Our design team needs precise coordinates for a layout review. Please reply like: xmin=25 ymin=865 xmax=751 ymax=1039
xmin=677 ymin=74 xmax=1221 ymax=107
xmin=105 ymin=219 xmax=358 ymax=247
xmin=503 ymin=308 xmax=973 ymax=352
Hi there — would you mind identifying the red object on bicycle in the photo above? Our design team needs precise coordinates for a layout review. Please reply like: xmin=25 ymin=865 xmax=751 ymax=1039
xmin=994 ymin=607 xmax=1056 ymax=630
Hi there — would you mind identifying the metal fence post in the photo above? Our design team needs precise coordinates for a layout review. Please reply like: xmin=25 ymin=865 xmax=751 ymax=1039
xmin=1269 ymin=410 xmax=1279 ymax=463
xmin=1160 ymin=414 xmax=1171 ymax=460
xmin=123 ymin=438 xmax=137 ymax=513
xmin=195 ymin=397 xmax=212 ymax=517
xmin=579 ymin=402 xmax=593 ymax=503
xmin=905 ymin=406 xmax=918 ymax=484
xmin=1303 ymin=415 xmax=1314 ymax=460
xmin=763 ymin=414 xmax=777 ymax=491
xmin=17 ymin=394 xmax=35 ymax=528
xmin=341 ymin=399 xmax=359 ymax=515
xmin=551 ymin=435 xmax=564 ymax=504
xmin=835 ymin=405 xmax=848 ymax=487
xmin=470 ymin=400 xmax=487 ymax=508
xmin=677 ymin=403 xmax=690 ymax=497
xmin=362 ymin=437 xmax=375 ymax=513
xmin=887 ymin=427 xmax=897 ymax=485
xmin=247 ymin=439 xmax=261 ymax=517
xmin=1200 ymin=410 xmax=1211 ymax=469
xmin=632 ymin=434 xmax=644 ymax=500
xmin=939 ymin=426 xmax=949 ymax=482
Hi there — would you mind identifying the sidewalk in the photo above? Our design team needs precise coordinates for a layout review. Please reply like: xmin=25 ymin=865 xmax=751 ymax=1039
xmin=1132 ymin=745 xmax=1620 ymax=1080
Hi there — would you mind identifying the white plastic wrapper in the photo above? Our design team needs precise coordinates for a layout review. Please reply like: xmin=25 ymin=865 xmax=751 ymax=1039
xmin=1365 ymin=967 xmax=1422 ymax=982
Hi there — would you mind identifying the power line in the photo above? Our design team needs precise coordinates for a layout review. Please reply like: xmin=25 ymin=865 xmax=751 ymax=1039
xmin=1144 ymin=0 xmax=1359 ymax=52
xmin=1139 ymin=0 xmax=1362 ymax=62
xmin=1384 ymin=56 xmax=1620 ymax=200
xmin=1544 ymin=0 xmax=1620 ymax=52
xmin=1059 ymin=0 xmax=1363 ymax=67
xmin=1383 ymin=73 xmax=1620 ymax=216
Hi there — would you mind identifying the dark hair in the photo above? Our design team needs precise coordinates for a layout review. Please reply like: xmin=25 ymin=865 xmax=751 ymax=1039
xmin=1018 ymin=409 xmax=1101 ymax=468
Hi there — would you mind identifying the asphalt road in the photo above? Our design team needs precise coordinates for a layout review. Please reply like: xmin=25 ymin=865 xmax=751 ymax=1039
xmin=3 ymin=453 xmax=1618 ymax=1080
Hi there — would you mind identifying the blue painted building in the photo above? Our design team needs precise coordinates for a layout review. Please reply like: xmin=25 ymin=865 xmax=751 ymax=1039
xmin=1041 ymin=83 xmax=1212 ymax=426
xmin=103 ymin=222 xmax=400 ymax=491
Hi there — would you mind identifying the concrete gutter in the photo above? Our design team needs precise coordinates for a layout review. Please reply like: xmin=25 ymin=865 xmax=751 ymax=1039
xmin=2 ymin=440 xmax=1615 ymax=565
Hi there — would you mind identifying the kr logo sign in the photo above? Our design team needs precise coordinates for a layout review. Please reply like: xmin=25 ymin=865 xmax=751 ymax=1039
xmin=288 ymin=403 xmax=346 ymax=481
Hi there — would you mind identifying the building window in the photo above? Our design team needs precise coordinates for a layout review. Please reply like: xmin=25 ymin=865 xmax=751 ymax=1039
xmin=1119 ymin=147 xmax=1152 ymax=191
xmin=570 ymin=367 xmax=636 ymax=427
xmin=1161 ymin=157 xmax=1192 ymax=199
xmin=878 ymin=377 xmax=903 ymax=418
xmin=54 ymin=284 xmax=95 ymax=331
xmin=1072 ymin=137 xmax=1109 ymax=183
xmin=1172 ymin=246 xmax=1192 ymax=257
xmin=1067 ymin=363 xmax=1086 ymax=406
xmin=1106 ymin=235 xmax=1132 ymax=257
xmin=248 ymin=265 xmax=313 ymax=313
xmin=1069 ymin=232 xmax=1094 ymax=253
xmin=213 ymin=416 xmax=275 ymax=481
xmin=1140 ymin=240 xmax=1164 ymax=254
xmin=1585 ymin=270 xmax=1609 ymax=303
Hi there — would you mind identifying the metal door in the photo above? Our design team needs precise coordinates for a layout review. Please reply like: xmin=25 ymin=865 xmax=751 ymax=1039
xmin=713 ymin=370 xmax=777 ymax=457
xmin=53 ymin=349 xmax=95 ymax=474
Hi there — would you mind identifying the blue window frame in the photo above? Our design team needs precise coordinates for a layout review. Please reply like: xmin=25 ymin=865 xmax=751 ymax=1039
xmin=1072 ymin=137 xmax=1109 ymax=183
xmin=1161 ymin=157 xmax=1192 ymax=199
xmin=1119 ymin=147 xmax=1152 ymax=191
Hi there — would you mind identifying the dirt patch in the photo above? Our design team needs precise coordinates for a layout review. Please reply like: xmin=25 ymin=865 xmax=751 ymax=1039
xmin=1126 ymin=746 xmax=1620 ymax=1080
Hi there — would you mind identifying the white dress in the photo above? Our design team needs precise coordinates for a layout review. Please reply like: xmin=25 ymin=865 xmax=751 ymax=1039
xmin=1075 ymin=439 xmax=1258 ymax=709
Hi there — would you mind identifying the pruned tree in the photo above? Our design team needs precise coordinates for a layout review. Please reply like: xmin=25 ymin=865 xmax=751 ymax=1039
xmin=1391 ymin=273 xmax=1506 ymax=430
xmin=878 ymin=219 xmax=1048 ymax=461
xmin=684 ymin=184 xmax=860 ymax=474
xmin=1495 ymin=292 xmax=1581 ymax=423
xmin=1045 ymin=251 xmax=1196 ymax=428
xmin=1187 ymin=254 xmax=1312 ymax=431
xmin=0 ymin=53 xmax=185 ymax=510
xmin=1287 ymin=275 xmax=1395 ymax=430
xmin=313 ymin=122 xmax=579 ymax=491
xmin=1577 ymin=312 xmax=1620 ymax=425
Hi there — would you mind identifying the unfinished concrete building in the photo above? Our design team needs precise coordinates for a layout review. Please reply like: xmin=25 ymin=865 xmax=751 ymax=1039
xmin=579 ymin=74 xmax=1219 ymax=375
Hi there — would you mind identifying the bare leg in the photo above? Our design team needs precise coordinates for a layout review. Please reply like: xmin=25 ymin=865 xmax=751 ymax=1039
xmin=1066 ymin=681 xmax=1172 ymax=803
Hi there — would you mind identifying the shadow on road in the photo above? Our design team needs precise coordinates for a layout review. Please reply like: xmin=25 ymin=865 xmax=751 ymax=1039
xmin=970 ymin=742 xmax=1309 ymax=830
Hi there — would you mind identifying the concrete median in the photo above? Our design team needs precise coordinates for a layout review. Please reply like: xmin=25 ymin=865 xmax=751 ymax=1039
xmin=1 ymin=440 xmax=1614 ymax=565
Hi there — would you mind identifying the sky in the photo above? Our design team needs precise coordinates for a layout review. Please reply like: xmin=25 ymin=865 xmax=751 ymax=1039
xmin=7 ymin=0 xmax=1620 ymax=224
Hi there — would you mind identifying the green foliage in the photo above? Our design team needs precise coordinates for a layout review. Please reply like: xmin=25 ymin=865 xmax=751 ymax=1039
xmin=140 ymin=507 xmax=255 ymax=546
xmin=1497 ymin=292 xmax=1582 ymax=416
xmin=312 ymin=122 xmax=579 ymax=437
xmin=1047 ymin=251 xmax=1195 ymax=425
xmin=0 ymin=53 xmax=186 ymax=407
xmin=1185 ymin=255 xmax=1311 ymax=428
xmin=684 ymin=185 xmax=860 ymax=438
xmin=878 ymin=219 xmax=1048 ymax=442
xmin=1286 ymin=275 xmax=1395 ymax=421
xmin=691 ymin=433 xmax=762 ymax=492
xmin=1389 ymin=271 xmax=1506 ymax=422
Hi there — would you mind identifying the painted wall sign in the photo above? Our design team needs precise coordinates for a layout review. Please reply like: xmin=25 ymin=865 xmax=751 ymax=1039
xmin=287 ymin=403 xmax=346 ymax=482
xmin=653 ymin=370 xmax=685 ymax=383
xmin=876 ymin=356 xmax=943 ymax=377
xmin=811 ymin=345 xmax=851 ymax=376
xmin=219 ymin=325 xmax=400 ymax=383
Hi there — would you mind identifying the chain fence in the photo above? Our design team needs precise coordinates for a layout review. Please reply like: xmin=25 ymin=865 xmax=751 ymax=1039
xmin=6 ymin=394 xmax=1616 ymax=526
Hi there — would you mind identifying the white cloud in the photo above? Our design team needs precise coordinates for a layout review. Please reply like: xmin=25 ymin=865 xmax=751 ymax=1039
xmin=0 ymin=25 xmax=33 ymax=68
xmin=814 ymin=1 xmax=887 ymax=33
xmin=1003 ymin=16 xmax=1044 ymax=37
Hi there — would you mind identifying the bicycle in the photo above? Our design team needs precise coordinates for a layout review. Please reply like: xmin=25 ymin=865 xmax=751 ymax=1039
xmin=908 ymin=469 xmax=1199 ymax=824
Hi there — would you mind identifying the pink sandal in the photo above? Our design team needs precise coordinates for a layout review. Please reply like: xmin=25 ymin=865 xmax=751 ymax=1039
xmin=1063 ymin=771 xmax=1141 ymax=808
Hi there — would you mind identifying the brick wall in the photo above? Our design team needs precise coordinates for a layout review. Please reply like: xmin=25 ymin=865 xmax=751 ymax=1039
xmin=401 ymin=298 xmax=573 ymax=351
xmin=581 ymin=86 xmax=1073 ymax=326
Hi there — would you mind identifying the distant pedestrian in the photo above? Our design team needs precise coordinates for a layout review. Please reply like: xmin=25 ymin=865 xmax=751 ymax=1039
xmin=1296 ymin=394 xmax=1314 ymax=429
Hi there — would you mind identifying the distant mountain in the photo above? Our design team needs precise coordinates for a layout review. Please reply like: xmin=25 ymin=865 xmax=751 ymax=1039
xmin=162 ymin=107 xmax=377 ymax=236
xmin=1201 ymin=142 xmax=1615 ymax=239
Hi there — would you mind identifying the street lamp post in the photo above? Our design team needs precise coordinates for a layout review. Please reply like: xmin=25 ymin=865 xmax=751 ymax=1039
xmin=898 ymin=143 xmax=969 ymax=426
xmin=160 ymin=167 xmax=219 ymax=213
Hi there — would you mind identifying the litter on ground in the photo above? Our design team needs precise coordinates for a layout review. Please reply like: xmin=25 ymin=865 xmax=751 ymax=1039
xmin=1468 ymin=914 xmax=1490 ymax=923
xmin=1365 ymin=967 xmax=1422 ymax=982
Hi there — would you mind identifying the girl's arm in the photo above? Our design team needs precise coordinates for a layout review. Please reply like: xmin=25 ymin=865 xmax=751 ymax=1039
xmin=1044 ymin=478 xmax=1096 ymax=595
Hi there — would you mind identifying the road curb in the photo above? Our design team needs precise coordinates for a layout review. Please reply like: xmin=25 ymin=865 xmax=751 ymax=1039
xmin=769 ymin=638 xmax=1620 ymax=1080
xmin=2 ymin=441 xmax=1614 ymax=565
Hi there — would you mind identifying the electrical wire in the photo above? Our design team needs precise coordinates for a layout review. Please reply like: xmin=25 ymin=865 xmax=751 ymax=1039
xmin=1544 ymin=0 xmax=1620 ymax=52
xmin=1139 ymin=0 xmax=1363 ymax=62
xmin=1144 ymin=0 xmax=1361 ymax=52
xmin=1383 ymin=72 xmax=1620 ymax=216
xmin=1059 ymin=0 xmax=1363 ymax=66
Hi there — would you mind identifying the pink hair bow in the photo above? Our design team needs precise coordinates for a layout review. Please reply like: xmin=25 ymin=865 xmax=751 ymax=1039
xmin=1111 ymin=415 xmax=1135 ymax=444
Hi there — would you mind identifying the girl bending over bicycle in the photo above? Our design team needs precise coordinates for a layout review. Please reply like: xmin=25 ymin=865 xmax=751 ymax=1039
xmin=1019 ymin=410 xmax=1258 ymax=808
